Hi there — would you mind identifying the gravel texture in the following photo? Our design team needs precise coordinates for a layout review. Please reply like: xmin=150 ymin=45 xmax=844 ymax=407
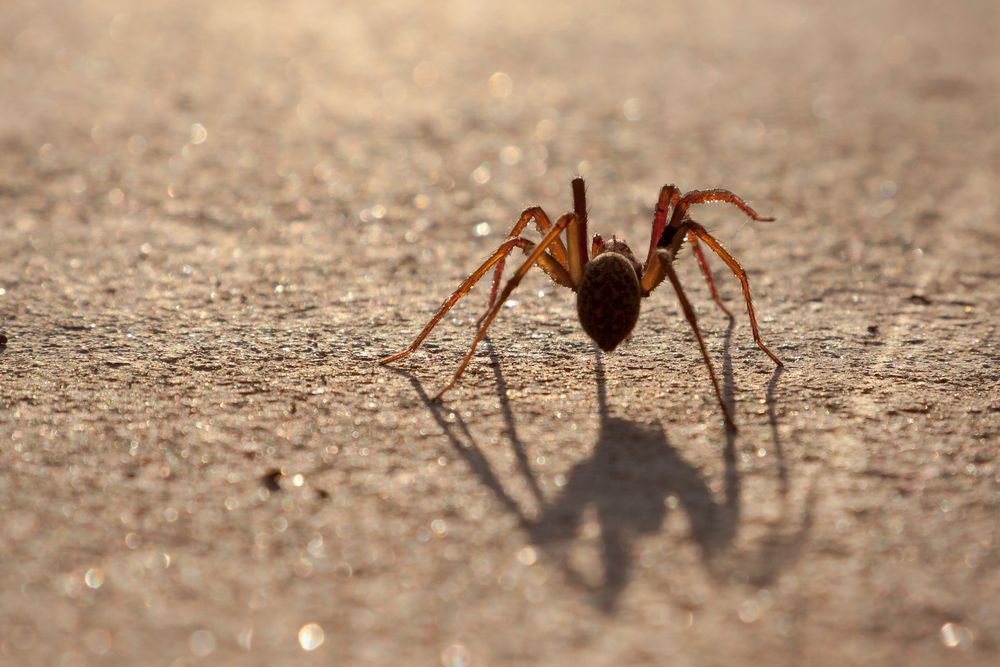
xmin=1 ymin=0 xmax=998 ymax=665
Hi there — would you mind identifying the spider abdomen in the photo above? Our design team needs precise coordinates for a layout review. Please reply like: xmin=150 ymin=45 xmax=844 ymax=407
xmin=576 ymin=252 xmax=641 ymax=352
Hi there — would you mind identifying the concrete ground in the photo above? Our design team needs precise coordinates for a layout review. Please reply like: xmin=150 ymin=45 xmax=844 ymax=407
xmin=1 ymin=0 xmax=998 ymax=665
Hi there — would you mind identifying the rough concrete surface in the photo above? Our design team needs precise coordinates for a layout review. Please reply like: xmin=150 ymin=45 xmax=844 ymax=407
xmin=1 ymin=0 xmax=998 ymax=665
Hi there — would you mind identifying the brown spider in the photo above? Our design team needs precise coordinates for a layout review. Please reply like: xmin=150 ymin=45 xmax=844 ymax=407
xmin=381 ymin=178 xmax=782 ymax=428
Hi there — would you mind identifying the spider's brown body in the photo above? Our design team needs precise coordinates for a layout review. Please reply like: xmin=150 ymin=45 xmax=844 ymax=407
xmin=381 ymin=177 xmax=782 ymax=428
xmin=577 ymin=245 xmax=642 ymax=352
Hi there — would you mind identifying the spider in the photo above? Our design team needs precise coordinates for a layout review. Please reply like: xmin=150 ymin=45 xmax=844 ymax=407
xmin=380 ymin=177 xmax=782 ymax=428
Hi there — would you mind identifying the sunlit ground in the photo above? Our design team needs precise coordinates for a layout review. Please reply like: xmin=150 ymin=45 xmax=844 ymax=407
xmin=1 ymin=0 xmax=998 ymax=665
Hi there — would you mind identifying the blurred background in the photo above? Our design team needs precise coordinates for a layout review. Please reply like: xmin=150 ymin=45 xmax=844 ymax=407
xmin=1 ymin=0 xmax=997 ymax=665
xmin=4 ymin=0 xmax=994 ymax=247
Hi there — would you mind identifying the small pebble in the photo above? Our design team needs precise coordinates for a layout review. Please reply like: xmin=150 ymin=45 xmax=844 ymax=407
xmin=261 ymin=469 xmax=283 ymax=492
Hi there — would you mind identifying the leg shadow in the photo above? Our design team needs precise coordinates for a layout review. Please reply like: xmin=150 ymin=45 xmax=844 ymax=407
xmin=706 ymin=342 xmax=817 ymax=587
xmin=487 ymin=340 xmax=545 ymax=508
xmin=768 ymin=366 xmax=789 ymax=497
xmin=383 ymin=361 xmax=533 ymax=528
xmin=742 ymin=365 xmax=818 ymax=587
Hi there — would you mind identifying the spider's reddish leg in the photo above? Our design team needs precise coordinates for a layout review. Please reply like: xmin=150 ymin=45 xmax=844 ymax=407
xmin=572 ymin=177 xmax=590 ymax=264
xmin=479 ymin=207 xmax=571 ymax=320
xmin=689 ymin=231 xmax=734 ymax=318
xmin=652 ymin=249 xmax=735 ymax=430
xmin=645 ymin=184 xmax=680 ymax=268
xmin=686 ymin=221 xmax=782 ymax=366
xmin=669 ymin=189 xmax=775 ymax=229
xmin=434 ymin=213 xmax=577 ymax=400
xmin=381 ymin=238 xmax=569 ymax=365
xmin=563 ymin=179 xmax=589 ymax=285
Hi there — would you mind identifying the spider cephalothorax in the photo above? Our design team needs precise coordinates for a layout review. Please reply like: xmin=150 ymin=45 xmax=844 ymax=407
xmin=381 ymin=177 xmax=782 ymax=428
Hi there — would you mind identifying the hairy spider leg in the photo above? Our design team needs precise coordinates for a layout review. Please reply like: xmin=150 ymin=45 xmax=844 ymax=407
xmin=689 ymin=231 xmax=734 ymax=318
xmin=643 ymin=249 xmax=735 ymax=430
xmin=511 ymin=206 xmax=571 ymax=269
xmin=668 ymin=188 xmax=775 ymax=229
xmin=644 ymin=184 xmax=680 ymax=268
xmin=567 ymin=178 xmax=590 ymax=285
xmin=433 ymin=213 xmax=577 ymax=400
xmin=478 ymin=207 xmax=574 ymax=324
xmin=643 ymin=185 xmax=734 ymax=313
xmin=686 ymin=221 xmax=782 ymax=366
xmin=380 ymin=237 xmax=571 ymax=365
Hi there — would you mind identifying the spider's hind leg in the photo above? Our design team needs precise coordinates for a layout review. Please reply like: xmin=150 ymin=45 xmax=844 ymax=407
xmin=381 ymin=237 xmax=559 ymax=365
xmin=480 ymin=207 xmax=571 ymax=318
xmin=475 ymin=240 xmax=574 ymax=327
xmin=435 ymin=213 xmax=577 ymax=400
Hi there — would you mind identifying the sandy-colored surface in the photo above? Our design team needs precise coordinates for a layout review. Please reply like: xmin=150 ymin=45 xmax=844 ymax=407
xmin=2 ymin=0 xmax=998 ymax=665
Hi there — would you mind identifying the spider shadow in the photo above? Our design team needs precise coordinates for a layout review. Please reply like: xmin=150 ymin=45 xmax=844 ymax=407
xmin=526 ymin=343 xmax=740 ymax=611
xmin=388 ymin=331 xmax=741 ymax=612
xmin=502 ymin=322 xmax=815 ymax=594
xmin=387 ymin=323 xmax=814 ymax=611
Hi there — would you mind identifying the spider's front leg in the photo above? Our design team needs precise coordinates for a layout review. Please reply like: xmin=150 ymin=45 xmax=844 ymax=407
xmin=643 ymin=185 xmax=729 ymax=316
xmin=645 ymin=183 xmax=680 ymax=268
xmin=669 ymin=189 xmax=775 ymax=229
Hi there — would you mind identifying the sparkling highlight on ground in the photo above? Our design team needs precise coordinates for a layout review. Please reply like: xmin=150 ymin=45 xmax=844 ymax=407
xmin=298 ymin=623 xmax=325 ymax=651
